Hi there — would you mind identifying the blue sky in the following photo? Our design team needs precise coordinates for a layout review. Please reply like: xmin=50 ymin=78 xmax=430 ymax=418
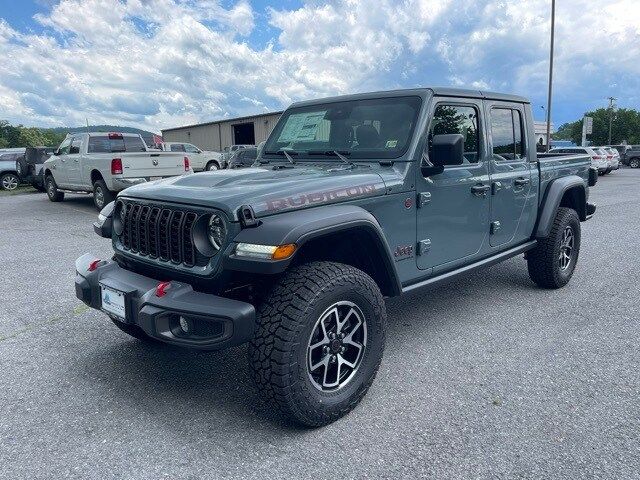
xmin=0 ymin=0 xmax=638 ymax=133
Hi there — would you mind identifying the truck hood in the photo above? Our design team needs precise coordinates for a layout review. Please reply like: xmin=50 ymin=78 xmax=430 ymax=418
xmin=120 ymin=163 xmax=388 ymax=220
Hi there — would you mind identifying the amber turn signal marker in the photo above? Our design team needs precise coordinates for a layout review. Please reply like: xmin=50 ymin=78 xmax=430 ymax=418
xmin=272 ymin=244 xmax=296 ymax=260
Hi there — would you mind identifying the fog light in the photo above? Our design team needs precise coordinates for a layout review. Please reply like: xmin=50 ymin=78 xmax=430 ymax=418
xmin=179 ymin=316 xmax=191 ymax=334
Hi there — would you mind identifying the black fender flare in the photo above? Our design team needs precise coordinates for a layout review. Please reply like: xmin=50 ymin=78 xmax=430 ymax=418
xmin=535 ymin=175 xmax=586 ymax=238
xmin=223 ymin=204 xmax=401 ymax=296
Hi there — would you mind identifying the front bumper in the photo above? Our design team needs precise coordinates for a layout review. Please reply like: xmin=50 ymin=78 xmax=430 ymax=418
xmin=74 ymin=253 xmax=255 ymax=350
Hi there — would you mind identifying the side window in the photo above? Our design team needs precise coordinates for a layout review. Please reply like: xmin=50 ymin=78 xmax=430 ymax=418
xmin=184 ymin=144 xmax=199 ymax=153
xmin=490 ymin=108 xmax=524 ymax=161
xmin=58 ymin=138 xmax=72 ymax=155
xmin=69 ymin=137 xmax=82 ymax=154
xmin=429 ymin=104 xmax=480 ymax=164
xmin=170 ymin=144 xmax=185 ymax=152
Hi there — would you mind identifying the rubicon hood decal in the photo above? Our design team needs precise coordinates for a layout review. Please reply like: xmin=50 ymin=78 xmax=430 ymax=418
xmin=263 ymin=184 xmax=378 ymax=213
xmin=120 ymin=164 xmax=388 ymax=220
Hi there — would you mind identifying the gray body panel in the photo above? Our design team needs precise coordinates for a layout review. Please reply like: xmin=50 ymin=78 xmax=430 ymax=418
xmin=0 ymin=159 xmax=18 ymax=175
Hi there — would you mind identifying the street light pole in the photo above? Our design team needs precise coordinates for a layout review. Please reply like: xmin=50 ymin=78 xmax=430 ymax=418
xmin=545 ymin=0 xmax=555 ymax=153
xmin=607 ymin=96 xmax=616 ymax=145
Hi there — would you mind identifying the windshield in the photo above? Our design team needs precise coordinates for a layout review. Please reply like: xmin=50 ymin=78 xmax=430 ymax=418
xmin=263 ymin=96 xmax=422 ymax=160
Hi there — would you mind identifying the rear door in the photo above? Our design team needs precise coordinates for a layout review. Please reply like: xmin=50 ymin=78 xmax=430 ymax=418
xmin=485 ymin=103 xmax=532 ymax=247
xmin=416 ymin=98 xmax=490 ymax=271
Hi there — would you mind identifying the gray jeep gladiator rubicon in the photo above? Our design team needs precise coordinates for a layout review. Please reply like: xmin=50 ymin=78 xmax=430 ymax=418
xmin=76 ymin=88 xmax=597 ymax=427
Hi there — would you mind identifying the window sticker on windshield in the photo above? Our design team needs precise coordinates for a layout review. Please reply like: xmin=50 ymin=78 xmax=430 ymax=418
xmin=278 ymin=111 xmax=327 ymax=142
xmin=385 ymin=140 xmax=398 ymax=148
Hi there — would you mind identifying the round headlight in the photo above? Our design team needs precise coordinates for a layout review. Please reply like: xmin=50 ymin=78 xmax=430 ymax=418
xmin=208 ymin=214 xmax=227 ymax=251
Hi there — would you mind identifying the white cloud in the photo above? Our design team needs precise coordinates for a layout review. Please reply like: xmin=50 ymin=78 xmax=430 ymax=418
xmin=0 ymin=0 xmax=638 ymax=132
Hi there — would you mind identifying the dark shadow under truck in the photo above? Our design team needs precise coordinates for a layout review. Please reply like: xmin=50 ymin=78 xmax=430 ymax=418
xmin=76 ymin=87 xmax=597 ymax=427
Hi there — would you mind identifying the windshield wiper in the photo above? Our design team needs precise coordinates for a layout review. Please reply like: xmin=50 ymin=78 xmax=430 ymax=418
xmin=263 ymin=149 xmax=298 ymax=164
xmin=308 ymin=150 xmax=353 ymax=165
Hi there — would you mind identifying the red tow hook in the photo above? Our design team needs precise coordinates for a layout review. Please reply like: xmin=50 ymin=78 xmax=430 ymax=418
xmin=155 ymin=281 xmax=171 ymax=297
xmin=87 ymin=259 xmax=102 ymax=272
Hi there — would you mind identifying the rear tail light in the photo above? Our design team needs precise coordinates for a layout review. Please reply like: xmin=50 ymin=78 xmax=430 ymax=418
xmin=592 ymin=156 xmax=601 ymax=160
xmin=607 ymin=155 xmax=613 ymax=159
xmin=108 ymin=132 xmax=123 ymax=139
xmin=184 ymin=156 xmax=190 ymax=171
xmin=111 ymin=158 xmax=123 ymax=175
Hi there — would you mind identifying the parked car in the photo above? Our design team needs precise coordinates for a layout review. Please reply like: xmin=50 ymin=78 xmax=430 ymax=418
xmin=227 ymin=147 xmax=258 ymax=169
xmin=549 ymin=146 xmax=608 ymax=174
xmin=78 ymin=88 xmax=596 ymax=427
xmin=601 ymin=147 xmax=620 ymax=170
xmin=17 ymin=146 xmax=55 ymax=192
xmin=221 ymin=144 xmax=253 ymax=164
xmin=43 ymin=132 xmax=192 ymax=210
xmin=625 ymin=147 xmax=640 ymax=168
xmin=0 ymin=152 xmax=22 ymax=191
xmin=158 ymin=142 xmax=224 ymax=171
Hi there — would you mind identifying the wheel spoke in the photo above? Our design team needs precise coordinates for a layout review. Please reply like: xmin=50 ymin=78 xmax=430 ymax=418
xmin=310 ymin=355 xmax=329 ymax=373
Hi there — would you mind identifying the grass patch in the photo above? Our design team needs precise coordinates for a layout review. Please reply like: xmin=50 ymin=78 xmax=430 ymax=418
xmin=0 ymin=185 xmax=39 ymax=196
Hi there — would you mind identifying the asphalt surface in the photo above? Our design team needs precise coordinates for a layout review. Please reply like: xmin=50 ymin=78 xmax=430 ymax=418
xmin=1 ymin=170 xmax=639 ymax=479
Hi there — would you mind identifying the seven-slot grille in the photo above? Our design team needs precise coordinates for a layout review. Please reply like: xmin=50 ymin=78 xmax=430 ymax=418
xmin=119 ymin=201 xmax=199 ymax=267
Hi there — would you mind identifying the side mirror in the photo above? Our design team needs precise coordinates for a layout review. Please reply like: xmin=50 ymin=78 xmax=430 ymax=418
xmin=70 ymin=146 xmax=80 ymax=154
xmin=431 ymin=134 xmax=464 ymax=167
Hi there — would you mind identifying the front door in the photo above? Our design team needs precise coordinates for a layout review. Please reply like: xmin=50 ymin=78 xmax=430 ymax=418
xmin=66 ymin=135 xmax=84 ymax=187
xmin=416 ymin=99 xmax=490 ymax=271
xmin=485 ymin=103 xmax=532 ymax=247
xmin=184 ymin=143 xmax=204 ymax=170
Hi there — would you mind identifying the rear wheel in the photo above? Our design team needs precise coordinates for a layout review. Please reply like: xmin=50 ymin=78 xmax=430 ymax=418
xmin=527 ymin=207 xmax=581 ymax=289
xmin=629 ymin=158 xmax=639 ymax=168
xmin=249 ymin=261 xmax=386 ymax=427
xmin=46 ymin=175 xmax=64 ymax=201
xmin=93 ymin=179 xmax=114 ymax=210
xmin=1 ymin=172 xmax=19 ymax=191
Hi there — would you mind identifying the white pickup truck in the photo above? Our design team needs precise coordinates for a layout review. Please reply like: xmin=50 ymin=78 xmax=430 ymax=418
xmin=156 ymin=142 xmax=224 ymax=171
xmin=44 ymin=132 xmax=192 ymax=210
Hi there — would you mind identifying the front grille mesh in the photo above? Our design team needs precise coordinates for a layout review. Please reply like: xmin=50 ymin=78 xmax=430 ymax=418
xmin=119 ymin=201 xmax=199 ymax=267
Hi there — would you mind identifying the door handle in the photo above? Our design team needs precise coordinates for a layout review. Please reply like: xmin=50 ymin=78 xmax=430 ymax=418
xmin=514 ymin=177 xmax=530 ymax=187
xmin=74 ymin=159 xmax=79 ymax=163
xmin=471 ymin=184 xmax=490 ymax=197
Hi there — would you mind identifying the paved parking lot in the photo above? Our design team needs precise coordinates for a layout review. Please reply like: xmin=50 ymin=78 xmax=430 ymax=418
xmin=1 ymin=170 xmax=639 ymax=479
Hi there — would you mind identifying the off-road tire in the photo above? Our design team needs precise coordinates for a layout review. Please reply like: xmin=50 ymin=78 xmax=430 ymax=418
xmin=527 ymin=207 xmax=581 ymax=289
xmin=110 ymin=319 xmax=159 ymax=343
xmin=249 ymin=261 xmax=386 ymax=427
xmin=93 ymin=179 xmax=114 ymax=211
xmin=206 ymin=161 xmax=220 ymax=171
xmin=45 ymin=175 xmax=64 ymax=201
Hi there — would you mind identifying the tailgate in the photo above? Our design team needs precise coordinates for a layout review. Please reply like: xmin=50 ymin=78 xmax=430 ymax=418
xmin=121 ymin=152 xmax=186 ymax=177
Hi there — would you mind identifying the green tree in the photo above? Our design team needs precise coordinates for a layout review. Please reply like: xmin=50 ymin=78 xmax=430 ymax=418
xmin=554 ymin=108 xmax=640 ymax=145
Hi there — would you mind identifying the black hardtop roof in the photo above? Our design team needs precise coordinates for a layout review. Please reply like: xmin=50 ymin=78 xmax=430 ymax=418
xmin=289 ymin=87 xmax=529 ymax=108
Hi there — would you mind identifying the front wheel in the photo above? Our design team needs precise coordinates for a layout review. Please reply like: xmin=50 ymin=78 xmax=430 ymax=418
xmin=1 ymin=172 xmax=19 ymax=191
xmin=249 ymin=261 xmax=386 ymax=427
xmin=527 ymin=207 xmax=581 ymax=289
xmin=45 ymin=175 xmax=64 ymax=202
xmin=629 ymin=158 xmax=639 ymax=168
xmin=206 ymin=161 xmax=220 ymax=171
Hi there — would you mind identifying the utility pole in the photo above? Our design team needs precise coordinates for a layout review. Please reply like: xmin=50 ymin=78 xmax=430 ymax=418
xmin=607 ymin=96 xmax=616 ymax=145
xmin=545 ymin=0 xmax=556 ymax=153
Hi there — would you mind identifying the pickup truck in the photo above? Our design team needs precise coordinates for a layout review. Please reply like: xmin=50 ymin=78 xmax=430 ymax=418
xmin=44 ymin=132 xmax=192 ymax=210
xmin=76 ymin=88 xmax=597 ymax=427
xmin=156 ymin=142 xmax=224 ymax=171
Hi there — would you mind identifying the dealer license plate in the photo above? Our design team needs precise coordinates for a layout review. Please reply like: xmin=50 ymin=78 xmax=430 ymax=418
xmin=100 ymin=285 xmax=126 ymax=320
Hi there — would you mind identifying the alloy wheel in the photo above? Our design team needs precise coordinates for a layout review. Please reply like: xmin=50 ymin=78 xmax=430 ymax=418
xmin=558 ymin=225 xmax=574 ymax=271
xmin=307 ymin=301 xmax=367 ymax=391
xmin=2 ymin=174 xmax=19 ymax=191
xmin=94 ymin=186 xmax=104 ymax=208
